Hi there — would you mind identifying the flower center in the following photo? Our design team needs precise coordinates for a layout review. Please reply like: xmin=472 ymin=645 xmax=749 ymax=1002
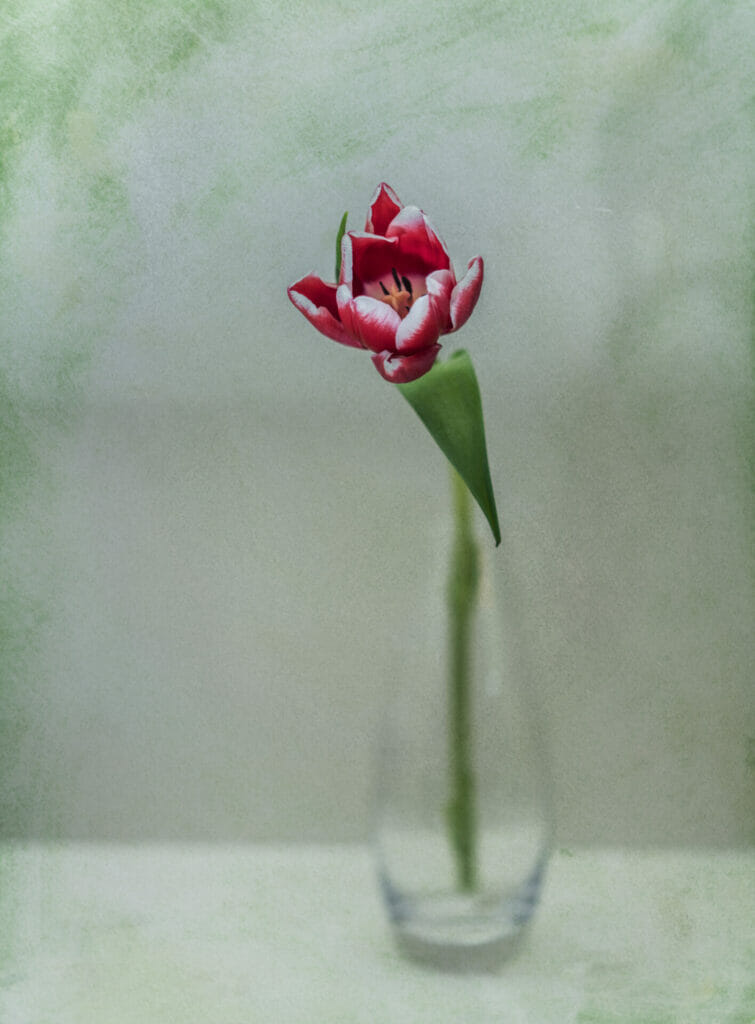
xmin=377 ymin=267 xmax=415 ymax=318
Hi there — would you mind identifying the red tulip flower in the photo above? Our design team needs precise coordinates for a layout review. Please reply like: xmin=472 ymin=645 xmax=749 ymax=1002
xmin=287 ymin=183 xmax=484 ymax=383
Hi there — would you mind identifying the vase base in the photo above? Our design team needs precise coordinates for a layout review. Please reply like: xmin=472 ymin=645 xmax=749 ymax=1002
xmin=393 ymin=922 xmax=525 ymax=973
xmin=389 ymin=893 xmax=528 ymax=973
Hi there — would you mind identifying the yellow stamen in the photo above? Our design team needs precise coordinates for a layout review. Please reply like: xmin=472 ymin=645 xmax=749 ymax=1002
xmin=384 ymin=289 xmax=411 ymax=315
xmin=378 ymin=268 xmax=414 ymax=317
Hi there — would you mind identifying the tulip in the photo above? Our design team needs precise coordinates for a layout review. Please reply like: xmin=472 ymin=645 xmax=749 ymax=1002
xmin=288 ymin=183 xmax=484 ymax=383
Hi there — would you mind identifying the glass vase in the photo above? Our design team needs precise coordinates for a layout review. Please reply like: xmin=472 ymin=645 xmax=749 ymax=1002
xmin=373 ymin=471 xmax=553 ymax=972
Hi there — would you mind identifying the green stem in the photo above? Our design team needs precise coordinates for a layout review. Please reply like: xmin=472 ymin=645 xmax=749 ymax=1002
xmin=446 ymin=466 xmax=480 ymax=892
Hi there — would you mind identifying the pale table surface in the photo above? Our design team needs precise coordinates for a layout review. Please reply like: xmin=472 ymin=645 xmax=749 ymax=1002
xmin=1 ymin=844 xmax=753 ymax=1023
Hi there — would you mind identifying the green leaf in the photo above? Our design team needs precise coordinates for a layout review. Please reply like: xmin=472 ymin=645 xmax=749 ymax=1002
xmin=334 ymin=211 xmax=348 ymax=280
xmin=397 ymin=350 xmax=501 ymax=546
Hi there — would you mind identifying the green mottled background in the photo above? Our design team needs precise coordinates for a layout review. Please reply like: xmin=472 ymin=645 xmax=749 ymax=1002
xmin=1 ymin=0 xmax=752 ymax=844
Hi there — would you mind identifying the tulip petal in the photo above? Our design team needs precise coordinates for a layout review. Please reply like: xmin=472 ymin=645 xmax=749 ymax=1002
xmin=287 ymin=274 xmax=359 ymax=348
xmin=449 ymin=257 xmax=484 ymax=332
xmin=335 ymin=283 xmax=361 ymax=345
xmin=425 ymin=268 xmax=455 ymax=334
xmin=365 ymin=182 xmax=403 ymax=235
xmin=371 ymin=344 xmax=441 ymax=383
xmin=343 ymin=231 xmax=400 ymax=292
xmin=395 ymin=294 xmax=441 ymax=354
xmin=351 ymin=295 xmax=402 ymax=353
xmin=386 ymin=206 xmax=451 ymax=272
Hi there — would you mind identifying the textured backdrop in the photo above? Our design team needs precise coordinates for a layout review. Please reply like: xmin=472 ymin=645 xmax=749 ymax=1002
xmin=1 ymin=0 xmax=753 ymax=844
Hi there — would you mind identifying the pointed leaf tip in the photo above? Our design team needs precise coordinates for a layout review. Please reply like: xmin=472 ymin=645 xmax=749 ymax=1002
xmin=335 ymin=211 xmax=348 ymax=280
xmin=397 ymin=350 xmax=501 ymax=546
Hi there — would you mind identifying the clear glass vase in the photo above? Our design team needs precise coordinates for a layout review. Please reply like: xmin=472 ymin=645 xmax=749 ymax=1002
xmin=373 ymin=473 xmax=553 ymax=972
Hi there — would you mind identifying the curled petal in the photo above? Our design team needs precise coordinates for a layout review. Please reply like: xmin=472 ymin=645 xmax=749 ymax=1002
xmin=449 ymin=256 xmax=484 ymax=332
xmin=365 ymin=182 xmax=403 ymax=234
xmin=386 ymin=206 xmax=451 ymax=272
xmin=425 ymin=268 xmax=455 ymax=334
xmin=351 ymin=295 xmax=401 ymax=353
xmin=287 ymin=274 xmax=358 ymax=347
xmin=371 ymin=345 xmax=441 ymax=383
xmin=395 ymin=294 xmax=441 ymax=354
xmin=338 ymin=231 xmax=353 ymax=286
xmin=335 ymin=284 xmax=362 ymax=346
